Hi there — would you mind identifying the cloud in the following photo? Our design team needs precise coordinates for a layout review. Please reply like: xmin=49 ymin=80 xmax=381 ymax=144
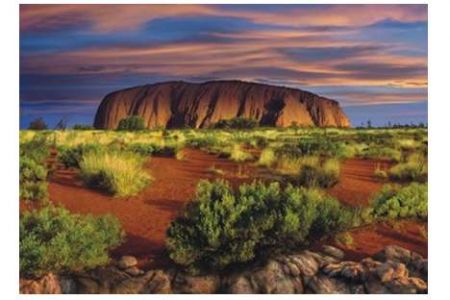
xmin=20 ymin=4 xmax=427 ymax=33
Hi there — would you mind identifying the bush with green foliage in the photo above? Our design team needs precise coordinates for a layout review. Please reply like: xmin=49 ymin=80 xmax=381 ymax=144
xmin=20 ymin=136 xmax=50 ymax=164
xmin=370 ymin=183 xmax=427 ymax=220
xmin=80 ymin=150 xmax=151 ymax=197
xmin=116 ymin=116 xmax=146 ymax=131
xmin=166 ymin=180 xmax=353 ymax=273
xmin=20 ymin=206 xmax=123 ymax=278
xmin=213 ymin=117 xmax=258 ymax=129
xmin=20 ymin=156 xmax=48 ymax=202
xmin=20 ymin=136 xmax=50 ymax=202
xmin=125 ymin=143 xmax=178 ymax=157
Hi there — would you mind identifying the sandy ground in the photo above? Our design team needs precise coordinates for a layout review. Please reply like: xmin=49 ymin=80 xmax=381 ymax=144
xmin=45 ymin=148 xmax=426 ymax=268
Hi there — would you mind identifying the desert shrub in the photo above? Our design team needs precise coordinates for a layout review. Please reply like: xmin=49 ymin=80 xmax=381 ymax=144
xmin=370 ymin=183 xmax=427 ymax=220
xmin=273 ymin=155 xmax=340 ymax=188
xmin=213 ymin=117 xmax=258 ymax=129
xmin=20 ymin=206 xmax=123 ymax=278
xmin=166 ymin=180 xmax=353 ymax=272
xmin=80 ymin=151 xmax=151 ymax=197
xmin=359 ymin=146 xmax=402 ymax=162
xmin=116 ymin=116 xmax=146 ymax=131
xmin=28 ymin=117 xmax=48 ymax=130
xmin=57 ymin=143 xmax=104 ymax=168
xmin=126 ymin=143 xmax=178 ymax=157
xmin=297 ymin=158 xmax=340 ymax=188
xmin=274 ymin=155 xmax=319 ymax=175
xmin=20 ymin=136 xmax=50 ymax=164
xmin=388 ymin=153 xmax=427 ymax=182
xmin=72 ymin=124 xmax=94 ymax=130
xmin=20 ymin=156 xmax=48 ymax=202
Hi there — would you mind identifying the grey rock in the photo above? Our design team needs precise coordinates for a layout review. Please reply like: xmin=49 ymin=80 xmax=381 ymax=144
xmin=307 ymin=275 xmax=349 ymax=294
xmin=172 ymin=273 xmax=220 ymax=293
xmin=321 ymin=245 xmax=345 ymax=260
xmin=125 ymin=266 xmax=144 ymax=276
xmin=117 ymin=256 xmax=138 ymax=270
xmin=290 ymin=253 xmax=319 ymax=277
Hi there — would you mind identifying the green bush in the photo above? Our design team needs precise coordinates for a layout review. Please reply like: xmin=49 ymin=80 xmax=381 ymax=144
xmin=20 ymin=156 xmax=48 ymax=202
xmin=20 ymin=206 xmax=123 ymax=278
xmin=166 ymin=180 xmax=353 ymax=273
xmin=371 ymin=183 xmax=427 ymax=220
xmin=80 ymin=150 xmax=151 ymax=197
xmin=116 ymin=116 xmax=146 ymax=131
xmin=20 ymin=136 xmax=50 ymax=164
xmin=213 ymin=117 xmax=258 ymax=129
xmin=126 ymin=143 xmax=178 ymax=157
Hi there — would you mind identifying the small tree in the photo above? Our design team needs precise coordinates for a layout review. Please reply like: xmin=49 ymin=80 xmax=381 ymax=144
xmin=28 ymin=118 xmax=48 ymax=130
xmin=55 ymin=118 xmax=67 ymax=130
xmin=117 ymin=116 xmax=146 ymax=131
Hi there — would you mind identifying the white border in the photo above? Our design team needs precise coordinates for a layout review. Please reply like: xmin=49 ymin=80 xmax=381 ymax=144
xmin=4 ymin=0 xmax=450 ymax=299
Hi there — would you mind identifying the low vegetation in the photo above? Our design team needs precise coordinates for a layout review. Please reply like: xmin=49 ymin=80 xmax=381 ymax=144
xmin=166 ymin=180 xmax=354 ymax=273
xmin=117 ymin=116 xmax=146 ymax=131
xmin=20 ymin=206 xmax=123 ymax=278
xmin=20 ymin=136 xmax=50 ymax=202
xmin=213 ymin=117 xmax=258 ymax=129
xmin=80 ymin=150 xmax=151 ymax=197
xmin=370 ymin=183 xmax=427 ymax=220
xmin=388 ymin=153 xmax=427 ymax=182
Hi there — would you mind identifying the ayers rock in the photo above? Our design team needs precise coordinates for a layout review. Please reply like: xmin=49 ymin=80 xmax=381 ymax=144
xmin=93 ymin=80 xmax=350 ymax=129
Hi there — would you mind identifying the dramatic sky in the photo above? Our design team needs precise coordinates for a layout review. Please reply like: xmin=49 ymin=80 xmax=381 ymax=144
xmin=20 ymin=4 xmax=427 ymax=128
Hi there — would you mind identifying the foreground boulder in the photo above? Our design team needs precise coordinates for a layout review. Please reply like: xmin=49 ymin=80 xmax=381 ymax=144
xmin=20 ymin=246 xmax=427 ymax=294
xmin=93 ymin=80 xmax=351 ymax=129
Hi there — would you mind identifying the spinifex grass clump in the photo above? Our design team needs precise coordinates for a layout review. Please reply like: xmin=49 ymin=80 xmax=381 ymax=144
xmin=166 ymin=180 xmax=354 ymax=273
xmin=273 ymin=155 xmax=340 ymax=188
xmin=388 ymin=153 xmax=427 ymax=183
xmin=257 ymin=147 xmax=276 ymax=167
xmin=80 ymin=151 xmax=151 ymax=197
xmin=370 ymin=183 xmax=427 ymax=220
xmin=58 ymin=143 xmax=104 ymax=168
xmin=297 ymin=158 xmax=341 ymax=188
xmin=20 ymin=206 xmax=123 ymax=278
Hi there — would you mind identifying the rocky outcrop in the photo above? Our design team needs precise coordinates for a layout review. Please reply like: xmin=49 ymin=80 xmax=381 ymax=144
xmin=93 ymin=80 xmax=351 ymax=129
xmin=20 ymin=245 xmax=427 ymax=294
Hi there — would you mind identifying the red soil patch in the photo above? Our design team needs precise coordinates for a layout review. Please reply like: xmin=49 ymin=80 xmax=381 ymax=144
xmin=327 ymin=158 xmax=391 ymax=206
xmin=328 ymin=220 xmax=428 ymax=260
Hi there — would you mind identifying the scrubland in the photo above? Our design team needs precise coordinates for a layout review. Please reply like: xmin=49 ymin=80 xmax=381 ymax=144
xmin=19 ymin=126 xmax=427 ymax=277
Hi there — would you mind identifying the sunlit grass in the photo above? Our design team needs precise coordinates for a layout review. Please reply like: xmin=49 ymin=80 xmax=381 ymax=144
xmin=80 ymin=151 xmax=151 ymax=197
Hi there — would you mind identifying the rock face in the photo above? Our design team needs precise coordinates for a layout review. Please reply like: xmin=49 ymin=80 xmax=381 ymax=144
xmin=20 ymin=246 xmax=427 ymax=294
xmin=93 ymin=80 xmax=351 ymax=129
